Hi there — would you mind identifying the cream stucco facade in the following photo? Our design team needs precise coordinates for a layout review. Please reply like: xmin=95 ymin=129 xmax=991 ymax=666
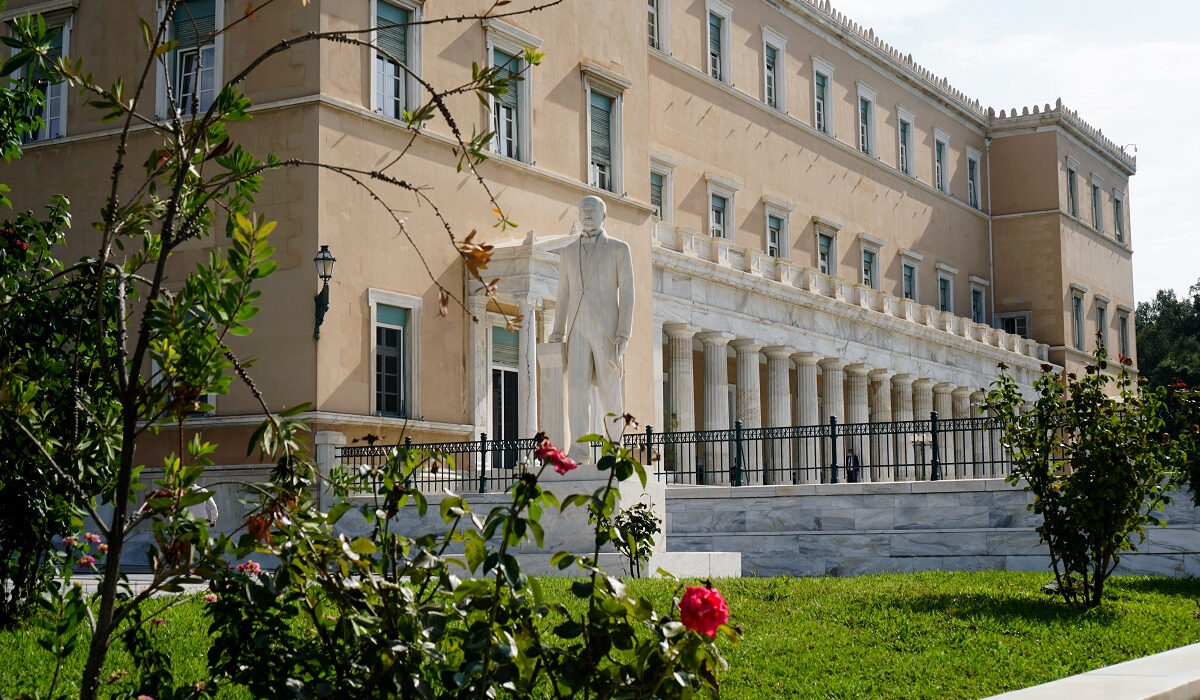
xmin=2 ymin=0 xmax=1137 ymax=469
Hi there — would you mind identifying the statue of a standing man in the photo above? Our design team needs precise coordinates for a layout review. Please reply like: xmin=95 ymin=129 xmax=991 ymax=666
xmin=548 ymin=196 xmax=635 ymax=462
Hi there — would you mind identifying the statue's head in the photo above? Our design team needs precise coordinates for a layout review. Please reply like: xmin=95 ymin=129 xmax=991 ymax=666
xmin=578 ymin=195 xmax=606 ymax=233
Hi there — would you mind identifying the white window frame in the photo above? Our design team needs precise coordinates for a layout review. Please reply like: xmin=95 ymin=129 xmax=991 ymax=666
xmin=1065 ymin=156 xmax=1080 ymax=218
xmin=1094 ymin=294 xmax=1110 ymax=350
xmin=706 ymin=173 xmax=739 ymax=239
xmin=966 ymin=145 xmax=982 ymax=210
xmin=763 ymin=195 xmax=793 ymax=259
xmin=859 ymin=233 xmax=884 ymax=290
xmin=969 ymin=275 xmax=989 ymax=325
xmin=368 ymin=288 xmax=422 ymax=419
xmin=936 ymin=262 xmax=958 ymax=313
xmin=1090 ymin=173 xmax=1104 ymax=233
xmin=900 ymin=248 xmax=923 ymax=303
xmin=582 ymin=64 xmax=630 ymax=194
xmin=811 ymin=55 xmax=835 ymax=137
xmin=649 ymin=150 xmax=678 ymax=223
xmin=896 ymin=106 xmax=915 ymax=176
xmin=813 ymin=216 xmax=841 ymax=277
xmin=647 ymin=0 xmax=669 ymax=52
xmin=1070 ymin=282 xmax=1088 ymax=351
xmin=484 ymin=19 xmax=542 ymax=164
xmin=1117 ymin=305 xmax=1132 ymax=358
xmin=1113 ymin=188 xmax=1126 ymax=244
xmin=705 ymin=0 xmax=733 ymax=83
xmin=486 ymin=312 xmax=522 ymax=441
xmin=12 ymin=12 xmax=71 ymax=141
xmin=996 ymin=311 xmax=1032 ymax=339
xmin=370 ymin=0 xmax=423 ymax=119
xmin=761 ymin=26 xmax=787 ymax=111
xmin=856 ymin=82 xmax=877 ymax=157
xmin=932 ymin=127 xmax=950 ymax=194
xmin=156 ymin=0 xmax=225 ymax=119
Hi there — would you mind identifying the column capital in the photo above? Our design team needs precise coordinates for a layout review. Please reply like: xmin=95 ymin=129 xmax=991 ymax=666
xmin=951 ymin=386 xmax=974 ymax=399
xmin=912 ymin=377 xmax=935 ymax=389
xmin=844 ymin=362 xmax=870 ymax=377
xmin=868 ymin=368 xmax=894 ymax=382
xmin=933 ymin=382 xmax=955 ymax=394
xmin=970 ymin=389 xmax=988 ymax=402
xmin=517 ymin=293 xmax=541 ymax=309
xmin=818 ymin=357 xmax=845 ymax=371
xmin=663 ymin=322 xmax=698 ymax=339
xmin=891 ymin=372 xmax=915 ymax=386
xmin=763 ymin=345 xmax=795 ymax=360
xmin=792 ymin=351 xmax=819 ymax=366
xmin=696 ymin=331 xmax=734 ymax=347
xmin=730 ymin=338 xmax=763 ymax=353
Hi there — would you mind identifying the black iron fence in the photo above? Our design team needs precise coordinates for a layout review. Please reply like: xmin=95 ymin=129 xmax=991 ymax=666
xmin=334 ymin=413 xmax=1012 ymax=494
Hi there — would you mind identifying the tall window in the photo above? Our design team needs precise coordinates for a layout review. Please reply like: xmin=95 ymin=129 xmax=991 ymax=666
xmin=767 ymin=214 xmax=783 ymax=258
xmin=897 ymin=110 xmax=915 ymax=176
xmin=1114 ymin=192 xmax=1125 ymax=243
xmin=902 ymin=263 xmax=916 ymax=300
xmin=967 ymin=156 xmax=980 ymax=209
xmin=938 ymin=276 xmax=953 ymax=312
xmin=707 ymin=11 xmax=724 ymax=80
xmin=374 ymin=1 xmax=416 ymax=119
xmin=710 ymin=194 xmax=727 ymax=238
xmin=971 ymin=287 xmax=985 ymax=324
xmin=1066 ymin=167 xmax=1079 ymax=217
xmin=817 ymin=233 xmax=833 ymax=274
xmin=24 ymin=21 xmax=68 ymax=141
xmin=647 ymin=0 xmax=661 ymax=49
xmin=999 ymin=312 xmax=1030 ymax=338
xmin=1096 ymin=303 xmax=1108 ymax=348
xmin=813 ymin=71 xmax=829 ymax=134
xmin=856 ymin=84 xmax=876 ymax=157
xmin=172 ymin=0 xmax=217 ymax=115
xmin=1072 ymin=294 xmax=1084 ymax=351
xmin=375 ymin=304 xmax=409 ymax=418
xmin=491 ymin=326 xmax=520 ymax=453
xmin=861 ymin=249 xmax=877 ymax=289
xmin=764 ymin=45 xmax=778 ymax=108
xmin=491 ymin=48 xmax=523 ymax=160
xmin=650 ymin=171 xmax=664 ymax=218
xmin=933 ymin=136 xmax=948 ymax=193
xmin=1091 ymin=183 xmax=1103 ymax=232
xmin=1118 ymin=312 xmax=1130 ymax=357
xmin=589 ymin=90 xmax=616 ymax=191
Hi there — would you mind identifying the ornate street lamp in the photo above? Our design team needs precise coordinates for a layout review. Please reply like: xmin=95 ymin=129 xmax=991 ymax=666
xmin=313 ymin=245 xmax=336 ymax=341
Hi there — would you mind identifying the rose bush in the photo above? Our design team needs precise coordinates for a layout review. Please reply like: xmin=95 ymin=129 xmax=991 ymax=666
xmin=678 ymin=584 xmax=731 ymax=639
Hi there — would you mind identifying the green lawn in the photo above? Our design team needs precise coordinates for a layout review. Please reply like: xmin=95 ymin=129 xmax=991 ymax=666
xmin=3 ymin=571 xmax=1198 ymax=699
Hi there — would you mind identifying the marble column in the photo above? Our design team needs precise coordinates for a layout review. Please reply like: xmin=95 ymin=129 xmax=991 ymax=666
xmin=731 ymin=339 xmax=763 ymax=485
xmin=844 ymin=364 xmax=870 ymax=482
xmin=891 ymin=374 xmax=916 ymax=480
xmin=933 ymin=382 xmax=955 ymax=478
xmin=652 ymin=321 xmax=664 ymax=434
xmin=468 ymin=295 xmax=489 ymax=439
xmin=970 ymin=390 xmax=991 ymax=478
xmin=869 ymin=369 xmax=894 ymax=482
xmin=913 ymin=378 xmax=935 ymax=419
xmin=517 ymin=296 xmax=540 ymax=438
xmin=698 ymin=331 xmax=733 ymax=484
xmin=912 ymin=378 xmax=935 ymax=479
xmin=818 ymin=358 xmax=845 ymax=483
xmin=794 ymin=353 xmax=820 ymax=484
xmin=952 ymin=386 xmax=973 ymax=479
xmin=763 ymin=346 xmax=794 ymax=485
xmin=664 ymin=324 xmax=697 ymax=433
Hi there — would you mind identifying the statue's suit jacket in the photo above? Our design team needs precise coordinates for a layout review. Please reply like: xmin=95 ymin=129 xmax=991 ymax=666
xmin=551 ymin=229 xmax=635 ymax=347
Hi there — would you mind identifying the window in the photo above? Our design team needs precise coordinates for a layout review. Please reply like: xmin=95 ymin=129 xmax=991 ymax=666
xmin=491 ymin=326 xmax=520 ymax=451
xmin=971 ymin=287 xmax=985 ymax=324
xmin=647 ymin=0 xmax=660 ymax=49
xmin=706 ymin=173 xmax=738 ymax=240
xmin=763 ymin=197 xmax=792 ymax=259
xmin=1091 ymin=179 xmax=1103 ymax=232
xmin=1118 ymin=310 xmax=1130 ymax=357
xmin=761 ymin=27 xmax=787 ymax=111
xmin=1096 ymin=301 xmax=1108 ymax=349
xmin=764 ymin=45 xmax=778 ymax=108
xmin=710 ymin=194 xmax=727 ymax=238
xmin=902 ymin=263 xmax=916 ymax=300
xmin=997 ymin=312 xmax=1031 ymax=338
xmin=1114 ymin=190 xmax=1125 ymax=243
xmin=373 ymin=0 xmax=421 ymax=119
xmin=856 ymin=83 xmax=876 ymax=156
xmin=588 ymin=90 xmax=617 ymax=191
xmin=705 ymin=1 xmax=732 ymax=82
xmin=370 ymin=289 xmax=421 ymax=419
xmin=933 ymin=129 xmax=949 ymax=194
xmin=812 ymin=56 xmax=834 ymax=135
xmin=1066 ymin=159 xmax=1079 ymax=217
xmin=817 ymin=233 xmax=833 ymax=274
xmin=1072 ymin=293 xmax=1084 ymax=351
xmin=897 ymin=107 xmax=915 ymax=176
xmin=861 ymin=249 xmax=877 ymax=288
xmin=485 ymin=19 xmax=541 ymax=163
xmin=650 ymin=152 xmax=677 ymax=222
xmin=21 ymin=18 xmax=69 ymax=141
xmin=767 ymin=214 xmax=783 ymax=257
xmin=166 ymin=0 xmax=220 ymax=117
xmin=938 ymin=276 xmax=953 ymax=312
xmin=966 ymin=146 xmax=981 ymax=209
xmin=650 ymin=171 xmax=664 ymax=218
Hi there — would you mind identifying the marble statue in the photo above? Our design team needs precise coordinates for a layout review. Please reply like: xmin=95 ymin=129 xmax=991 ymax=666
xmin=548 ymin=196 xmax=635 ymax=461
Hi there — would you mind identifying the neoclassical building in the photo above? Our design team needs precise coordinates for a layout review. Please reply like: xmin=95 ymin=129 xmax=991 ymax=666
xmin=3 ymin=0 xmax=1137 ymax=468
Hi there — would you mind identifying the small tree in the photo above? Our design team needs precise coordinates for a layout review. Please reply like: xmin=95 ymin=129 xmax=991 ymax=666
xmin=985 ymin=347 xmax=1187 ymax=607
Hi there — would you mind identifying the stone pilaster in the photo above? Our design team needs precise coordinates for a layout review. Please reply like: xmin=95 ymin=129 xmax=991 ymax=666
xmin=652 ymin=320 xmax=664 ymax=433
xmin=469 ymin=295 xmax=489 ymax=439
xmin=664 ymin=324 xmax=697 ymax=433
xmin=314 ymin=430 xmax=347 ymax=511
xmin=517 ymin=296 xmax=540 ymax=438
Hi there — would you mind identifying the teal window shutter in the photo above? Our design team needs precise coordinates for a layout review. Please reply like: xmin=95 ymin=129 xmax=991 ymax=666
xmin=173 ymin=0 xmax=216 ymax=50
xmin=491 ymin=326 xmax=519 ymax=367
xmin=589 ymin=91 xmax=613 ymax=169
xmin=376 ymin=2 xmax=410 ymax=66
xmin=377 ymin=304 xmax=408 ymax=327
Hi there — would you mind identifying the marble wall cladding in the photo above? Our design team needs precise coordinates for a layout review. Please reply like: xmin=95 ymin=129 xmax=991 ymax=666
xmin=665 ymin=479 xmax=1200 ymax=578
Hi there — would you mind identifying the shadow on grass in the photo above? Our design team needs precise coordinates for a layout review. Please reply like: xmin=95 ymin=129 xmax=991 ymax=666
xmin=881 ymin=592 xmax=1121 ymax=625
xmin=1107 ymin=576 xmax=1200 ymax=597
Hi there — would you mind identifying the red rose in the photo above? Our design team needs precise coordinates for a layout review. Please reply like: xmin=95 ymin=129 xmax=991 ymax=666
xmin=534 ymin=438 xmax=578 ymax=475
xmin=678 ymin=585 xmax=729 ymax=638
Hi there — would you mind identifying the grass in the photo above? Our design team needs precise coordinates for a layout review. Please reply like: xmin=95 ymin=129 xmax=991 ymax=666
xmin=2 ymin=571 xmax=1198 ymax=699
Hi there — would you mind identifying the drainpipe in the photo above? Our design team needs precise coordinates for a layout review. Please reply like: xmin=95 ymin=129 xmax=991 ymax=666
xmin=985 ymin=136 xmax=995 ymax=326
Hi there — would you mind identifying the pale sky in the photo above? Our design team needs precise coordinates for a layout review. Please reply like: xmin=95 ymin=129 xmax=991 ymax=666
xmin=830 ymin=0 xmax=1198 ymax=303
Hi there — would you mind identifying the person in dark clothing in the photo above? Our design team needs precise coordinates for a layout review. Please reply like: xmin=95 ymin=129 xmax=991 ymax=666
xmin=845 ymin=447 xmax=862 ymax=483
